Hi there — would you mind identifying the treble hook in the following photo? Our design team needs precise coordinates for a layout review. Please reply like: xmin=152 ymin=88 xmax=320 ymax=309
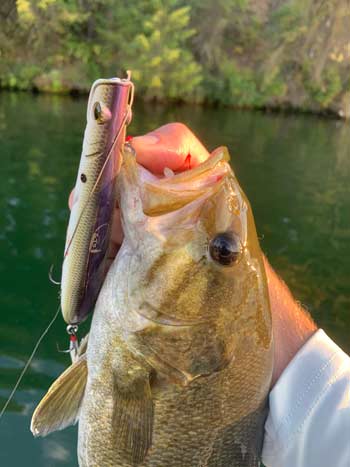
xmin=49 ymin=264 xmax=61 ymax=285
xmin=56 ymin=343 xmax=71 ymax=354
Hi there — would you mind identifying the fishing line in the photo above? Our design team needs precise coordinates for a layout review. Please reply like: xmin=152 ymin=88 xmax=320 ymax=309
xmin=0 ymin=304 xmax=61 ymax=420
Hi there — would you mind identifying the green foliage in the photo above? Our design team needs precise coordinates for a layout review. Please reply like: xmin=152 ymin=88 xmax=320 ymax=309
xmin=206 ymin=60 xmax=287 ymax=108
xmin=211 ymin=61 xmax=260 ymax=106
xmin=34 ymin=70 xmax=67 ymax=93
xmin=122 ymin=3 xmax=202 ymax=101
xmin=304 ymin=66 xmax=343 ymax=107
xmin=1 ymin=65 xmax=41 ymax=90
xmin=190 ymin=0 xmax=253 ymax=70
xmin=268 ymin=0 xmax=309 ymax=45
xmin=0 ymin=0 xmax=348 ymax=113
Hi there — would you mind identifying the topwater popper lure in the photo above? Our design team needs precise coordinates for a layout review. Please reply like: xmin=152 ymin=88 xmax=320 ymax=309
xmin=60 ymin=74 xmax=134 ymax=329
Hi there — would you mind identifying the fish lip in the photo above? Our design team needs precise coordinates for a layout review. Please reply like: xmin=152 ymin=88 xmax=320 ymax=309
xmin=124 ymin=144 xmax=230 ymax=182
xmin=126 ymin=146 xmax=232 ymax=217
xmin=144 ymin=145 xmax=230 ymax=185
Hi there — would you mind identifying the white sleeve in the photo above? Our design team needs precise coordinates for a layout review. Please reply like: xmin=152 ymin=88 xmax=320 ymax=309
xmin=262 ymin=329 xmax=350 ymax=467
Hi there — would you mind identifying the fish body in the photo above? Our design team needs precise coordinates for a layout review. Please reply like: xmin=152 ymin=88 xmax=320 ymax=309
xmin=61 ymin=77 xmax=133 ymax=324
xmin=32 ymin=146 xmax=273 ymax=466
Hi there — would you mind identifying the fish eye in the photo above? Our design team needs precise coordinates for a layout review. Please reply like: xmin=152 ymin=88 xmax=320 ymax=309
xmin=93 ymin=102 xmax=102 ymax=120
xmin=80 ymin=173 xmax=87 ymax=183
xmin=209 ymin=232 xmax=241 ymax=266
xmin=93 ymin=102 xmax=111 ymax=124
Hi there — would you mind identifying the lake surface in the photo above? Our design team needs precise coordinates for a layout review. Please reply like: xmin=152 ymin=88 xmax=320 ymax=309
xmin=0 ymin=92 xmax=349 ymax=466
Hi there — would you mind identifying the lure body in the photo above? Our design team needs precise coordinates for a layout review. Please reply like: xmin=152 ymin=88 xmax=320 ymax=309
xmin=61 ymin=77 xmax=133 ymax=324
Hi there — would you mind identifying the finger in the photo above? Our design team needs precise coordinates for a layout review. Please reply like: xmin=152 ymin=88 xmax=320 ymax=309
xmin=131 ymin=122 xmax=210 ymax=174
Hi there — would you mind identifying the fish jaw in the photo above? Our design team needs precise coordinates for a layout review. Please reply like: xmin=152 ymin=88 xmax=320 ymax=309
xmin=61 ymin=77 xmax=133 ymax=324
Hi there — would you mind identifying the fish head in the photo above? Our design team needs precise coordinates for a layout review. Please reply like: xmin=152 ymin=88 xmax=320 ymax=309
xmin=115 ymin=145 xmax=272 ymax=385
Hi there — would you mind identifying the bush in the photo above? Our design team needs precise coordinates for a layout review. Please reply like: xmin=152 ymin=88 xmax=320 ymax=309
xmin=304 ymin=66 xmax=342 ymax=107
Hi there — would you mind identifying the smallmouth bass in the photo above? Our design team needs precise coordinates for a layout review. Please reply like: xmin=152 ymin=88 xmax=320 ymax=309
xmin=32 ymin=144 xmax=273 ymax=466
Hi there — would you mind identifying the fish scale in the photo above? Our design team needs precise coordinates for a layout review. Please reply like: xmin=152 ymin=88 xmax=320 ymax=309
xmin=79 ymin=294 xmax=270 ymax=467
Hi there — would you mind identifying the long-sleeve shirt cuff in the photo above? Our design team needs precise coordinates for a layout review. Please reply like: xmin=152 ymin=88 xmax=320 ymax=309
xmin=262 ymin=329 xmax=350 ymax=467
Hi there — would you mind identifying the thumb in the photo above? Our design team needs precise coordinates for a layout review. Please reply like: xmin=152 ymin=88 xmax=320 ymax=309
xmin=130 ymin=123 xmax=210 ymax=175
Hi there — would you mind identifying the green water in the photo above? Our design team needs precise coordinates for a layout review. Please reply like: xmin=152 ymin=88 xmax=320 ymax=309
xmin=0 ymin=92 xmax=349 ymax=466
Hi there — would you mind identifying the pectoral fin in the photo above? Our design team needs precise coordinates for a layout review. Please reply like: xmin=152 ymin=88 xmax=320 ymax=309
xmin=113 ymin=368 xmax=154 ymax=464
xmin=31 ymin=354 xmax=87 ymax=437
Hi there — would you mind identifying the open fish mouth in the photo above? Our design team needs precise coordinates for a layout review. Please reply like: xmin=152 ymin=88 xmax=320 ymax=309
xmin=122 ymin=144 xmax=233 ymax=218
xmin=118 ymin=143 xmax=247 ymax=254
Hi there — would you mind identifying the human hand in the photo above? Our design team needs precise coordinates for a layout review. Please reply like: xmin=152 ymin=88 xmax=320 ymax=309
xmin=68 ymin=122 xmax=317 ymax=387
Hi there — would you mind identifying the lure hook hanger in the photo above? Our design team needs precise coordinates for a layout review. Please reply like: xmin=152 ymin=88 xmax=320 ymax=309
xmin=57 ymin=324 xmax=80 ymax=363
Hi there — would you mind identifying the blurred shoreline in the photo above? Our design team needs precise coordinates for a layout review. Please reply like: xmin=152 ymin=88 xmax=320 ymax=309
xmin=0 ymin=87 xmax=347 ymax=121
xmin=1 ymin=0 xmax=349 ymax=119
